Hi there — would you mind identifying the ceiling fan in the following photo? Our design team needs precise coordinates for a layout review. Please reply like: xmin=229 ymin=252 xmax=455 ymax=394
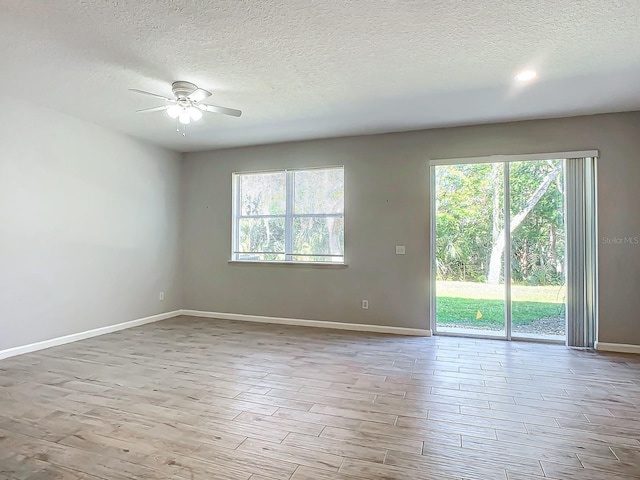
xmin=130 ymin=81 xmax=242 ymax=128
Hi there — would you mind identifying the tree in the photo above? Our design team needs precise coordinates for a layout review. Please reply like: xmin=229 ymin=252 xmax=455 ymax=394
xmin=436 ymin=163 xmax=504 ymax=282
xmin=486 ymin=163 xmax=562 ymax=284
xmin=435 ymin=161 xmax=565 ymax=286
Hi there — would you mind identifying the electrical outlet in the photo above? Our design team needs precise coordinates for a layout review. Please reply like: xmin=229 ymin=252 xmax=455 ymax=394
xmin=395 ymin=245 xmax=406 ymax=255
xmin=362 ymin=299 xmax=369 ymax=309
xmin=159 ymin=292 xmax=165 ymax=301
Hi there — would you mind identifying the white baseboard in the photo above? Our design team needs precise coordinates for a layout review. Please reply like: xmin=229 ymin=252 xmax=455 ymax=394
xmin=595 ymin=342 xmax=640 ymax=354
xmin=0 ymin=310 xmax=182 ymax=360
xmin=0 ymin=309 xmax=431 ymax=361
xmin=180 ymin=310 xmax=432 ymax=337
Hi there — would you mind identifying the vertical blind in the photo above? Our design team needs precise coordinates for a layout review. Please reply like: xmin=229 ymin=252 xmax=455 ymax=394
xmin=565 ymin=157 xmax=598 ymax=348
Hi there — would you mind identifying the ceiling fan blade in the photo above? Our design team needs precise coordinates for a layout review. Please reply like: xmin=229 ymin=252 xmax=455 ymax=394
xmin=136 ymin=105 xmax=169 ymax=113
xmin=201 ymin=104 xmax=242 ymax=117
xmin=129 ymin=88 xmax=174 ymax=102
xmin=188 ymin=88 xmax=212 ymax=103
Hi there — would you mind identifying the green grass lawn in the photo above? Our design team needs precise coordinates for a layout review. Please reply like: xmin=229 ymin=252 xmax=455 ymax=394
xmin=436 ymin=281 xmax=565 ymax=328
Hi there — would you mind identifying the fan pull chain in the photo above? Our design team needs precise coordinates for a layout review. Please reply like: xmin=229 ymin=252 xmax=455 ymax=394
xmin=175 ymin=119 xmax=187 ymax=136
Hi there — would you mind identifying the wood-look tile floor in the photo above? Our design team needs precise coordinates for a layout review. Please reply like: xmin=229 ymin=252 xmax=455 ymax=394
xmin=2 ymin=316 xmax=640 ymax=480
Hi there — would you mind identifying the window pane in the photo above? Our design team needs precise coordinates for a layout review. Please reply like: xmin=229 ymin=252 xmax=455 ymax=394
xmin=237 ymin=253 xmax=286 ymax=262
xmin=293 ymin=216 xmax=344 ymax=256
xmin=294 ymin=168 xmax=344 ymax=214
xmin=240 ymin=172 xmax=286 ymax=215
xmin=238 ymin=218 xmax=285 ymax=254
xmin=291 ymin=255 xmax=344 ymax=263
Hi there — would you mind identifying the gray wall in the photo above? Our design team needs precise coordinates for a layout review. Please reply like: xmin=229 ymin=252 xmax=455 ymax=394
xmin=182 ymin=112 xmax=640 ymax=346
xmin=0 ymin=99 xmax=182 ymax=351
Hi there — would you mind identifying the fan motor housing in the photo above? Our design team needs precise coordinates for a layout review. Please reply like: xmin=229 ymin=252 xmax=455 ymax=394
xmin=172 ymin=81 xmax=198 ymax=99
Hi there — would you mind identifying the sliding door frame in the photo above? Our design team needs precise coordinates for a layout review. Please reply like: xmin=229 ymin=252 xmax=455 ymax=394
xmin=429 ymin=150 xmax=598 ymax=343
xmin=504 ymin=161 xmax=512 ymax=341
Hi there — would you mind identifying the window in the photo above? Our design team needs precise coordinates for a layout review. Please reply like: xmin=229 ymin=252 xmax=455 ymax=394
xmin=232 ymin=166 xmax=345 ymax=263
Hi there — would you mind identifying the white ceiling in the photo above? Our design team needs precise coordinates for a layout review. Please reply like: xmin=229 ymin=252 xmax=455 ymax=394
xmin=2 ymin=1 xmax=640 ymax=153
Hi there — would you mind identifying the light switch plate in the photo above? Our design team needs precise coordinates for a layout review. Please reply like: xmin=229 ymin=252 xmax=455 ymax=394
xmin=395 ymin=245 xmax=406 ymax=255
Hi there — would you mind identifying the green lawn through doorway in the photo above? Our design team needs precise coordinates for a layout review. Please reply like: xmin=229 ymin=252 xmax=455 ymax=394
xmin=436 ymin=281 xmax=566 ymax=329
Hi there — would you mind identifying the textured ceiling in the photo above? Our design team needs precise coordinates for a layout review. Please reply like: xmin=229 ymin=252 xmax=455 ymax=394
xmin=1 ymin=0 xmax=640 ymax=152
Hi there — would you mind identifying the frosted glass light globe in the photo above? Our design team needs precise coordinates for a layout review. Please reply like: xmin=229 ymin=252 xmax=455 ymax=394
xmin=167 ymin=104 xmax=181 ymax=118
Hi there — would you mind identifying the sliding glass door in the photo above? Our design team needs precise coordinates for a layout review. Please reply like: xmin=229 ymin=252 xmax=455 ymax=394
xmin=432 ymin=157 xmax=569 ymax=341
xmin=509 ymin=160 xmax=566 ymax=340
xmin=434 ymin=163 xmax=506 ymax=337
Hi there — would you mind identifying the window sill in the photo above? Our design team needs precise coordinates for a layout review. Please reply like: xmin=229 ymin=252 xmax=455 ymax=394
xmin=228 ymin=260 xmax=348 ymax=269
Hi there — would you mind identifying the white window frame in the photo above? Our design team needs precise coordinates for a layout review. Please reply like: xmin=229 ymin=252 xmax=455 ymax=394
xmin=231 ymin=166 xmax=345 ymax=264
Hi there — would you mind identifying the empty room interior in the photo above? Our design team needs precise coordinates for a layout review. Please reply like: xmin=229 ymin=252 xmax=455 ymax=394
xmin=2 ymin=1 xmax=640 ymax=479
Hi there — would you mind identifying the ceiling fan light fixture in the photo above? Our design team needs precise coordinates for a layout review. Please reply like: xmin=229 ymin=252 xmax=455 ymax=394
xmin=167 ymin=104 xmax=181 ymax=119
xmin=131 ymin=81 xmax=242 ymax=134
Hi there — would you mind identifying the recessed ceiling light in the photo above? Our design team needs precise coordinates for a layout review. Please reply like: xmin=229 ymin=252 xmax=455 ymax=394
xmin=515 ymin=70 xmax=537 ymax=82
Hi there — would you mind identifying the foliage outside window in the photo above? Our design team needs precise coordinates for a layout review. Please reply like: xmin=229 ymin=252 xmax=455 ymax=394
xmin=435 ymin=160 xmax=565 ymax=286
xmin=232 ymin=167 xmax=344 ymax=263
